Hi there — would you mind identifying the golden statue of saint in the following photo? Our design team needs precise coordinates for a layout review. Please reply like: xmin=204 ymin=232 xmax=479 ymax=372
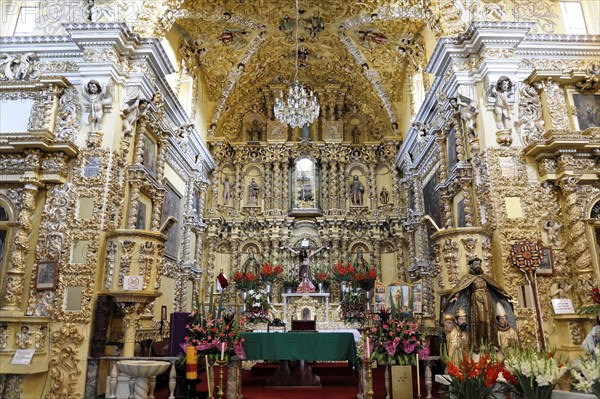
xmin=496 ymin=302 xmax=519 ymax=352
xmin=446 ymin=308 xmax=469 ymax=364
xmin=448 ymin=257 xmax=512 ymax=351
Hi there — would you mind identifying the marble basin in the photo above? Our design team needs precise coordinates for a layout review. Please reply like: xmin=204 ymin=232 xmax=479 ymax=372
xmin=116 ymin=360 xmax=170 ymax=378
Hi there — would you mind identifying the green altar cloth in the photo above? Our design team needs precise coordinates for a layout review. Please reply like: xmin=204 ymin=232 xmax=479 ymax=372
xmin=242 ymin=332 xmax=358 ymax=367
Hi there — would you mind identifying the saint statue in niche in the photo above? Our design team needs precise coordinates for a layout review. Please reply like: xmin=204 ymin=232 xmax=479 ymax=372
xmin=247 ymin=178 xmax=259 ymax=206
xmin=350 ymin=175 xmax=364 ymax=206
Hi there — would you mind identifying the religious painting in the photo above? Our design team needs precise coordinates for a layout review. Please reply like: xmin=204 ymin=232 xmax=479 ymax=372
xmin=142 ymin=135 xmax=157 ymax=177
xmin=388 ymin=282 xmax=410 ymax=310
xmin=135 ymin=201 xmax=146 ymax=230
xmin=537 ymin=247 xmax=553 ymax=275
xmin=447 ymin=127 xmax=458 ymax=171
xmin=456 ymin=198 xmax=466 ymax=228
xmin=423 ymin=175 xmax=441 ymax=228
xmin=161 ymin=183 xmax=182 ymax=259
xmin=83 ymin=156 xmax=100 ymax=178
xmin=412 ymin=281 xmax=423 ymax=314
xmin=374 ymin=281 xmax=386 ymax=312
xmin=572 ymin=93 xmax=600 ymax=130
xmin=37 ymin=261 xmax=57 ymax=290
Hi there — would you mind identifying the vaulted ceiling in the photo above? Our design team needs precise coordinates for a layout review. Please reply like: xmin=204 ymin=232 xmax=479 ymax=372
xmin=174 ymin=1 xmax=437 ymax=138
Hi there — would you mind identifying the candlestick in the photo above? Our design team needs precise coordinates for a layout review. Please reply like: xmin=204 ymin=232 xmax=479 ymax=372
xmin=365 ymin=359 xmax=374 ymax=399
xmin=205 ymin=355 xmax=213 ymax=399
xmin=216 ymin=359 xmax=226 ymax=399
xmin=416 ymin=353 xmax=421 ymax=398
xmin=220 ymin=342 xmax=225 ymax=361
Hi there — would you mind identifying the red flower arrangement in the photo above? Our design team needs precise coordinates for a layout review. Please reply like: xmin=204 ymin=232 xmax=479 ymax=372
xmin=333 ymin=261 xmax=355 ymax=282
xmin=233 ymin=271 xmax=259 ymax=291
xmin=315 ymin=272 xmax=329 ymax=283
xmin=354 ymin=268 xmax=377 ymax=290
xmin=260 ymin=262 xmax=283 ymax=283
xmin=446 ymin=349 xmax=506 ymax=399
xmin=579 ymin=285 xmax=600 ymax=315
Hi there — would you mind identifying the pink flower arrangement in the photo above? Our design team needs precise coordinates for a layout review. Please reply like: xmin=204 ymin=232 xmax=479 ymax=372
xmin=366 ymin=315 xmax=429 ymax=365
xmin=183 ymin=312 xmax=246 ymax=361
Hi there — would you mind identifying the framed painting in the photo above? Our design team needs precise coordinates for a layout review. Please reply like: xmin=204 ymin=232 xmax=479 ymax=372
xmin=142 ymin=135 xmax=157 ymax=177
xmin=456 ymin=197 xmax=466 ymax=228
xmin=412 ymin=281 xmax=423 ymax=314
xmin=447 ymin=127 xmax=458 ymax=171
xmin=37 ymin=261 xmax=57 ymax=290
xmin=135 ymin=200 xmax=146 ymax=230
xmin=423 ymin=174 xmax=442 ymax=228
xmin=161 ymin=183 xmax=182 ymax=259
xmin=537 ymin=247 xmax=553 ymax=275
xmin=387 ymin=282 xmax=410 ymax=310
xmin=571 ymin=93 xmax=600 ymax=131
xmin=374 ymin=281 xmax=386 ymax=312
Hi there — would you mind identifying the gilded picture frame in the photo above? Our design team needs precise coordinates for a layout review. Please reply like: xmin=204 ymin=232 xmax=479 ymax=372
xmin=37 ymin=261 xmax=57 ymax=290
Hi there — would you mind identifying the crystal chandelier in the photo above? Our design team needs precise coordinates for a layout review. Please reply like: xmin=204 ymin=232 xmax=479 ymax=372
xmin=274 ymin=0 xmax=320 ymax=128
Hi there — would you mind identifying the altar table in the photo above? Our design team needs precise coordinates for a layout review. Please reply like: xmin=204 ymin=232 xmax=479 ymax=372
xmin=242 ymin=332 xmax=357 ymax=386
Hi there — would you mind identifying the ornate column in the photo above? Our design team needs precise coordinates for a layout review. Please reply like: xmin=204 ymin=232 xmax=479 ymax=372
xmin=272 ymin=160 xmax=282 ymax=213
xmin=330 ymin=161 xmax=339 ymax=212
xmin=235 ymin=163 xmax=243 ymax=213
xmin=321 ymin=161 xmax=330 ymax=211
xmin=126 ymin=182 xmax=140 ymax=229
xmin=392 ymin=168 xmax=401 ymax=215
xmin=2 ymin=182 xmax=40 ymax=312
xmin=459 ymin=177 xmax=474 ymax=227
xmin=557 ymin=176 xmax=595 ymax=308
xmin=282 ymin=158 xmax=290 ymax=213
xmin=368 ymin=162 xmax=376 ymax=210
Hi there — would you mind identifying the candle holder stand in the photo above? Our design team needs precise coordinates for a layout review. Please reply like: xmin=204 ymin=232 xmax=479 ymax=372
xmin=365 ymin=359 xmax=374 ymax=399
xmin=216 ymin=359 xmax=227 ymax=399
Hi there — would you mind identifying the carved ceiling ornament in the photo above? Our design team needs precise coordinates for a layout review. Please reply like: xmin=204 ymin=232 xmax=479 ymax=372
xmin=173 ymin=1 xmax=441 ymax=137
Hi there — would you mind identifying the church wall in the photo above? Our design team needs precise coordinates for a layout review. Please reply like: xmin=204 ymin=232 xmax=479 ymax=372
xmin=398 ymin=19 xmax=600 ymax=358
xmin=0 ymin=21 xmax=214 ymax=397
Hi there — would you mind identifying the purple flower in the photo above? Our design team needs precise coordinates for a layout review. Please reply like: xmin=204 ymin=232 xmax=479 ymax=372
xmin=403 ymin=341 xmax=417 ymax=354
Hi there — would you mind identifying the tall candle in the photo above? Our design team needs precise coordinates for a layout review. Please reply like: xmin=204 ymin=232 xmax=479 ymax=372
xmin=416 ymin=353 xmax=420 ymax=397
xmin=221 ymin=341 xmax=225 ymax=361
xmin=366 ymin=336 xmax=370 ymax=360
xmin=186 ymin=346 xmax=197 ymax=380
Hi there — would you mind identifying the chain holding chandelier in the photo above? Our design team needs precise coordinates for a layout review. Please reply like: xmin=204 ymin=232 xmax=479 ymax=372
xmin=274 ymin=0 xmax=320 ymax=128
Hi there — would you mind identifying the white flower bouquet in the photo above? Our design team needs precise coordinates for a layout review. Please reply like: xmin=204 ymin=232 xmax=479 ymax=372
xmin=503 ymin=347 xmax=568 ymax=399
xmin=570 ymin=346 xmax=600 ymax=396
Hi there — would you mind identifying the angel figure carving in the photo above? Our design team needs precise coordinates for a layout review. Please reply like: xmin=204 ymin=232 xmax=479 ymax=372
xmin=120 ymin=96 xmax=150 ymax=138
xmin=543 ymin=219 xmax=562 ymax=247
xmin=82 ymin=79 xmax=113 ymax=132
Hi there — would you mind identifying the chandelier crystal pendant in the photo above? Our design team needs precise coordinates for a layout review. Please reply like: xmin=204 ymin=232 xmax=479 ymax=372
xmin=274 ymin=0 xmax=320 ymax=128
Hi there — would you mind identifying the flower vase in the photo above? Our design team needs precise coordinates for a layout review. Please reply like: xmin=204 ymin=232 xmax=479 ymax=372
xmin=265 ymin=282 xmax=272 ymax=303
xmin=318 ymin=282 xmax=324 ymax=293
xmin=285 ymin=286 xmax=293 ymax=294
xmin=241 ymin=290 xmax=247 ymax=312
xmin=365 ymin=289 xmax=371 ymax=310
xmin=340 ymin=281 xmax=348 ymax=298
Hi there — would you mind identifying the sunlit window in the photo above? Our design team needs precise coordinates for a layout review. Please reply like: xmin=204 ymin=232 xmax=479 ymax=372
xmin=560 ymin=2 xmax=588 ymax=34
